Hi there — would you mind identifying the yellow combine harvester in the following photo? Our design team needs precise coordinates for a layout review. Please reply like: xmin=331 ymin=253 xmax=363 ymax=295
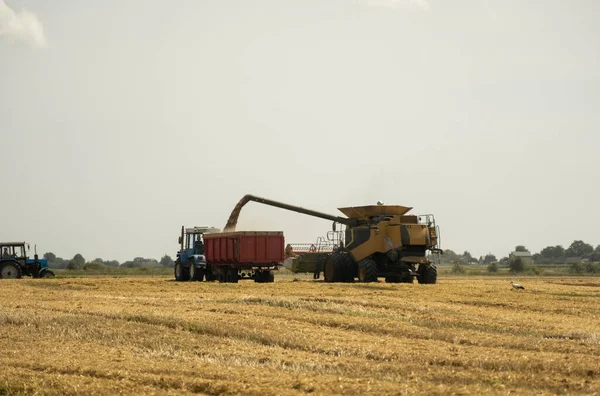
xmin=224 ymin=195 xmax=442 ymax=284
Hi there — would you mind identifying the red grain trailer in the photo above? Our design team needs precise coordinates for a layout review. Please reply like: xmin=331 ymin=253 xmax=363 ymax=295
xmin=203 ymin=231 xmax=284 ymax=283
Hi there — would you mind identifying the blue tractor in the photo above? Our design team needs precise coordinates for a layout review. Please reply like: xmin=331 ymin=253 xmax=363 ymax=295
xmin=0 ymin=242 xmax=55 ymax=279
xmin=174 ymin=226 xmax=219 ymax=282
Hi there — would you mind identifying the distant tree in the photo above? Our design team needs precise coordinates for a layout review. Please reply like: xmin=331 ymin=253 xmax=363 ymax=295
xmin=589 ymin=245 xmax=600 ymax=262
xmin=487 ymin=262 xmax=498 ymax=273
xmin=483 ymin=254 xmax=497 ymax=264
xmin=460 ymin=251 xmax=476 ymax=264
xmin=52 ymin=257 xmax=69 ymax=269
xmin=121 ymin=257 xmax=159 ymax=268
xmin=67 ymin=259 xmax=78 ymax=270
xmin=441 ymin=249 xmax=459 ymax=264
xmin=539 ymin=245 xmax=565 ymax=263
xmin=83 ymin=261 xmax=105 ymax=271
xmin=160 ymin=254 xmax=174 ymax=267
xmin=515 ymin=245 xmax=529 ymax=253
xmin=120 ymin=261 xmax=136 ymax=268
xmin=72 ymin=254 xmax=86 ymax=269
xmin=104 ymin=260 xmax=120 ymax=267
xmin=44 ymin=252 xmax=56 ymax=262
xmin=565 ymin=240 xmax=594 ymax=258
xmin=509 ymin=257 xmax=525 ymax=273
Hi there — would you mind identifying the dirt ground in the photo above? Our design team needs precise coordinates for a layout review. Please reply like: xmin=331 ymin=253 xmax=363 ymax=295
xmin=1 ymin=275 xmax=599 ymax=395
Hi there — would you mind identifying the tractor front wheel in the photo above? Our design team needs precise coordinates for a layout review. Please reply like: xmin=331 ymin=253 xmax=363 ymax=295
xmin=197 ymin=268 xmax=206 ymax=282
xmin=174 ymin=260 xmax=190 ymax=282
xmin=0 ymin=262 xmax=22 ymax=279
xmin=189 ymin=264 xmax=200 ymax=281
xmin=38 ymin=269 xmax=55 ymax=278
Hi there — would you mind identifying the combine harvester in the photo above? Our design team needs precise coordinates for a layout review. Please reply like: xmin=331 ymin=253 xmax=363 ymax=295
xmin=225 ymin=195 xmax=442 ymax=284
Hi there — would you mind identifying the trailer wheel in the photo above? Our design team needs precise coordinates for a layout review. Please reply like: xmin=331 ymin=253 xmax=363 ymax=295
xmin=0 ymin=262 xmax=22 ymax=279
xmin=218 ymin=267 xmax=227 ymax=283
xmin=205 ymin=266 xmax=217 ymax=282
xmin=254 ymin=270 xmax=269 ymax=283
xmin=358 ymin=258 xmax=378 ymax=282
xmin=266 ymin=271 xmax=274 ymax=283
xmin=198 ymin=268 xmax=206 ymax=282
xmin=174 ymin=260 xmax=190 ymax=282
xmin=324 ymin=253 xmax=346 ymax=283
xmin=226 ymin=268 xmax=239 ymax=283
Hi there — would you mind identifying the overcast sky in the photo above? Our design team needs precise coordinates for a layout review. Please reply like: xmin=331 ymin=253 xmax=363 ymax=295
xmin=1 ymin=0 xmax=598 ymax=262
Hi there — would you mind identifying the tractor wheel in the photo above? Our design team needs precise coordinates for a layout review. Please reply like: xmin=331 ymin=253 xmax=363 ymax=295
xmin=323 ymin=253 xmax=347 ymax=283
xmin=226 ymin=268 xmax=239 ymax=283
xmin=418 ymin=264 xmax=437 ymax=284
xmin=0 ymin=262 xmax=22 ymax=279
xmin=39 ymin=269 xmax=55 ymax=278
xmin=358 ymin=258 xmax=378 ymax=283
xmin=197 ymin=268 xmax=206 ymax=282
xmin=174 ymin=260 xmax=190 ymax=282
xmin=189 ymin=264 xmax=199 ymax=281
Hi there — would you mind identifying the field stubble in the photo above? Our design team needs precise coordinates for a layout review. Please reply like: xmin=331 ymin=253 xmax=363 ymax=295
xmin=1 ymin=275 xmax=599 ymax=395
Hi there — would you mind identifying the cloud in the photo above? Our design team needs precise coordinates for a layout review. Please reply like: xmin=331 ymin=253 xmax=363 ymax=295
xmin=359 ymin=0 xmax=431 ymax=11
xmin=0 ymin=0 xmax=46 ymax=47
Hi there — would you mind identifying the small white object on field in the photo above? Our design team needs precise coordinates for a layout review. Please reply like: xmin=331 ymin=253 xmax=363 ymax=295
xmin=510 ymin=281 xmax=525 ymax=290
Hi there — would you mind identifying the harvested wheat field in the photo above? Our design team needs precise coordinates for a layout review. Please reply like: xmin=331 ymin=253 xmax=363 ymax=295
xmin=1 ymin=276 xmax=599 ymax=395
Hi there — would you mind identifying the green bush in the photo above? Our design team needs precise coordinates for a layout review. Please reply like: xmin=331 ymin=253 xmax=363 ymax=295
xmin=83 ymin=262 xmax=106 ymax=271
xmin=451 ymin=263 xmax=465 ymax=274
xmin=487 ymin=262 xmax=498 ymax=273
xmin=525 ymin=264 xmax=543 ymax=275
xmin=585 ymin=262 xmax=600 ymax=273
xmin=569 ymin=262 xmax=585 ymax=274
xmin=509 ymin=258 xmax=525 ymax=273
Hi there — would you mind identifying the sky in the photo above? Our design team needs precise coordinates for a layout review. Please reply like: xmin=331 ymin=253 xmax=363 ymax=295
xmin=1 ymin=0 xmax=599 ymax=262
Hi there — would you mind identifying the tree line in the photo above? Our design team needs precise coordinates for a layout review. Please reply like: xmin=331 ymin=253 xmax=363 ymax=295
xmin=441 ymin=240 xmax=600 ymax=265
xmin=43 ymin=252 xmax=175 ymax=270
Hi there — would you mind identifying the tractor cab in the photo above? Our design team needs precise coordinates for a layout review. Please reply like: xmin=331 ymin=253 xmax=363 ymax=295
xmin=0 ymin=242 xmax=54 ymax=279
